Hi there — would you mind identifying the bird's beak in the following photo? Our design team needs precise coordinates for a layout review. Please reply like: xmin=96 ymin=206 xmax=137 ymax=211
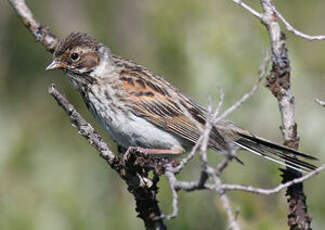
xmin=45 ymin=61 xmax=65 ymax=71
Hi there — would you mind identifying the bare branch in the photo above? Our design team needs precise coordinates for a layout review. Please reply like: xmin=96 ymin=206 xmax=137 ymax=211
xmin=200 ymin=105 xmax=241 ymax=230
xmin=222 ymin=165 xmax=325 ymax=194
xmin=200 ymin=104 xmax=213 ymax=169
xmin=215 ymin=52 xmax=270 ymax=123
xmin=48 ymin=84 xmax=116 ymax=163
xmin=172 ymin=165 xmax=324 ymax=196
xmin=213 ymin=55 xmax=270 ymax=174
xmin=260 ymin=0 xmax=313 ymax=228
xmin=170 ymin=135 xmax=203 ymax=174
xmin=174 ymin=179 xmax=215 ymax=191
xmin=162 ymin=170 xmax=179 ymax=219
xmin=212 ymin=171 xmax=240 ymax=230
xmin=8 ymin=0 xmax=59 ymax=52
xmin=315 ymin=98 xmax=325 ymax=107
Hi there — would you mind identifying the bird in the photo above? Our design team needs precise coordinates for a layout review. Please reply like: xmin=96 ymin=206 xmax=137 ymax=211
xmin=46 ymin=32 xmax=317 ymax=173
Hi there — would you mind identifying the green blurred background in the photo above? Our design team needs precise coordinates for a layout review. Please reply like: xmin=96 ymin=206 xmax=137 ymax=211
xmin=1 ymin=0 xmax=324 ymax=229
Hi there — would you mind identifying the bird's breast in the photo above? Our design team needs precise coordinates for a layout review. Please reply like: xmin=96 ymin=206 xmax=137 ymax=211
xmin=82 ymin=84 xmax=184 ymax=150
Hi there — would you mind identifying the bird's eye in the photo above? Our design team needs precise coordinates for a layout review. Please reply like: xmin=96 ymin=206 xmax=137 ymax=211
xmin=70 ymin=53 xmax=79 ymax=61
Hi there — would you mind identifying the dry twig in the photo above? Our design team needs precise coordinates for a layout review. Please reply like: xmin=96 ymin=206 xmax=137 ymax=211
xmin=267 ymin=2 xmax=325 ymax=41
xmin=171 ymin=164 xmax=324 ymax=194
xmin=8 ymin=0 xmax=59 ymax=52
xmin=232 ymin=0 xmax=325 ymax=41
xmin=315 ymin=98 xmax=325 ymax=107
xmin=222 ymin=165 xmax=325 ymax=194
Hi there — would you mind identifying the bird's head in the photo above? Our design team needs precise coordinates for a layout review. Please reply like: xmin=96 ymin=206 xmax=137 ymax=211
xmin=46 ymin=32 xmax=110 ymax=77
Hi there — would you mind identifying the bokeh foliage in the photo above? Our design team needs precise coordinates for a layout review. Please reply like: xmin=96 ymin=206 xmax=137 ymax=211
xmin=0 ymin=0 xmax=324 ymax=229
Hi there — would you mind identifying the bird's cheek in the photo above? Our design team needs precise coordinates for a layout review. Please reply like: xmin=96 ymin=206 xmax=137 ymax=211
xmin=77 ymin=53 xmax=99 ymax=71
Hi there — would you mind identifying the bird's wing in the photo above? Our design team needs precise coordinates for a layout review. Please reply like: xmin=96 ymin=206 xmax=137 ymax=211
xmin=114 ymin=59 xmax=227 ymax=150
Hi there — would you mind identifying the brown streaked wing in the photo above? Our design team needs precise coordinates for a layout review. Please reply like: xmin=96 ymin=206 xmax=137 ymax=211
xmin=115 ymin=59 xmax=227 ymax=150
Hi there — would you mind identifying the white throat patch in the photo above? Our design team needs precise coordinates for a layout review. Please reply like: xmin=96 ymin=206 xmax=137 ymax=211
xmin=90 ymin=47 xmax=114 ymax=78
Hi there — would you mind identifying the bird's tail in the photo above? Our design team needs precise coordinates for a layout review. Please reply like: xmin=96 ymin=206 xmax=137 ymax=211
xmin=234 ymin=133 xmax=318 ymax=173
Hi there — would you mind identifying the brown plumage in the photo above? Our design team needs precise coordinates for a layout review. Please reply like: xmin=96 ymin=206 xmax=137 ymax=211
xmin=46 ymin=32 xmax=318 ymax=173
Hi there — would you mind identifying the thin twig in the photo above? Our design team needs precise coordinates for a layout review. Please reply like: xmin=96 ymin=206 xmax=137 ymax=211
xmin=215 ymin=52 xmax=270 ymax=123
xmin=210 ymin=168 xmax=241 ymax=230
xmin=315 ymin=98 xmax=325 ymax=107
xmin=172 ymin=165 xmax=324 ymax=195
xmin=200 ymin=104 xmax=213 ymax=169
xmin=171 ymin=135 xmax=203 ymax=174
xmin=222 ymin=165 xmax=325 ymax=194
xmin=215 ymin=149 xmax=237 ymax=176
xmin=48 ymin=84 xmax=116 ymax=163
xmin=162 ymin=170 xmax=179 ymax=219
xmin=214 ymin=53 xmax=271 ymax=174
xmin=199 ymin=104 xmax=241 ymax=230
xmin=267 ymin=2 xmax=325 ymax=41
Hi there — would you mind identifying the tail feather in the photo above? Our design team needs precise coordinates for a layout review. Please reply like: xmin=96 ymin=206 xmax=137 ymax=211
xmin=235 ymin=133 xmax=318 ymax=173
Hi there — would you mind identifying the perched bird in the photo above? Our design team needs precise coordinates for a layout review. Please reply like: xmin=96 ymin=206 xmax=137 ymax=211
xmin=46 ymin=32 xmax=317 ymax=173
